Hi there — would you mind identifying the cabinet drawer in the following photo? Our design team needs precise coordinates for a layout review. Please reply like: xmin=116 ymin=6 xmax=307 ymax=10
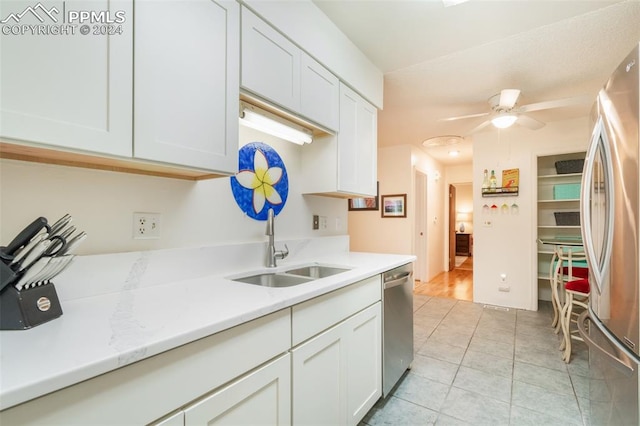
xmin=292 ymin=275 xmax=381 ymax=346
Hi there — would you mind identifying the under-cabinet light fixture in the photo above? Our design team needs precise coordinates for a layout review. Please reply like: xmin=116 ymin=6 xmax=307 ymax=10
xmin=239 ymin=102 xmax=313 ymax=145
xmin=491 ymin=112 xmax=518 ymax=129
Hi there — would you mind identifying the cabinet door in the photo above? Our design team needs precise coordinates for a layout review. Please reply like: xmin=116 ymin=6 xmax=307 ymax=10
xmin=134 ymin=0 xmax=238 ymax=172
xmin=153 ymin=411 xmax=184 ymax=426
xmin=0 ymin=0 xmax=132 ymax=157
xmin=292 ymin=324 xmax=347 ymax=426
xmin=184 ymin=354 xmax=291 ymax=426
xmin=346 ymin=303 xmax=382 ymax=425
xmin=300 ymin=53 xmax=339 ymax=131
xmin=241 ymin=7 xmax=300 ymax=112
xmin=292 ymin=303 xmax=382 ymax=426
xmin=337 ymin=83 xmax=378 ymax=196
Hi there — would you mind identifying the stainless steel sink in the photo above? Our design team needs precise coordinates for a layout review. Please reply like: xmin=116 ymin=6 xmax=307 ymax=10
xmin=285 ymin=265 xmax=350 ymax=279
xmin=232 ymin=273 xmax=313 ymax=288
xmin=230 ymin=264 xmax=351 ymax=288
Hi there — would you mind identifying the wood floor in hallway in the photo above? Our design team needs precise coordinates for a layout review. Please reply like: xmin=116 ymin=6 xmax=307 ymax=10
xmin=414 ymin=256 xmax=473 ymax=301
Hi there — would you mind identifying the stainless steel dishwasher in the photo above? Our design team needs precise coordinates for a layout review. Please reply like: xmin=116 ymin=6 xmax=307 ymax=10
xmin=382 ymin=263 xmax=414 ymax=397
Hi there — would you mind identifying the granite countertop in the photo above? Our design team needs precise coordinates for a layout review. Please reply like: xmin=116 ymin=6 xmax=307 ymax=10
xmin=0 ymin=241 xmax=414 ymax=411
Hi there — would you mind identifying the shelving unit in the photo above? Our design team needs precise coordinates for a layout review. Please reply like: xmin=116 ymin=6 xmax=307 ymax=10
xmin=481 ymin=187 xmax=519 ymax=197
xmin=536 ymin=152 xmax=586 ymax=301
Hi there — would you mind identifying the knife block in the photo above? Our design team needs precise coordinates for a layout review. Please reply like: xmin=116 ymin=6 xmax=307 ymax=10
xmin=0 ymin=282 xmax=63 ymax=330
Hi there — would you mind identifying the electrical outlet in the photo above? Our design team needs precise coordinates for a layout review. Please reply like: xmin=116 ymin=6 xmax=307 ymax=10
xmin=133 ymin=212 xmax=161 ymax=239
xmin=483 ymin=220 xmax=493 ymax=227
xmin=319 ymin=216 xmax=328 ymax=230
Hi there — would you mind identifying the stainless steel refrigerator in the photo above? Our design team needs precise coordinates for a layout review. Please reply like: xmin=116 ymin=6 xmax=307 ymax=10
xmin=579 ymin=43 xmax=640 ymax=425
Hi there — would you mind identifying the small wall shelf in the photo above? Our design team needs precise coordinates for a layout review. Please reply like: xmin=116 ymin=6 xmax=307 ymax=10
xmin=481 ymin=187 xmax=519 ymax=197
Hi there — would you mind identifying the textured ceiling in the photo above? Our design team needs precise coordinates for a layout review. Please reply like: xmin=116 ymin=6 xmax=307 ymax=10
xmin=313 ymin=0 xmax=640 ymax=165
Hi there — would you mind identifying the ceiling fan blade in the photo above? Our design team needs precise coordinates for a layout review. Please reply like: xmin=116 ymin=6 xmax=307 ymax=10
xmin=519 ymin=94 xmax=592 ymax=113
xmin=516 ymin=114 xmax=545 ymax=130
xmin=499 ymin=89 xmax=521 ymax=109
xmin=440 ymin=112 xmax=489 ymax=122
xmin=464 ymin=119 xmax=492 ymax=135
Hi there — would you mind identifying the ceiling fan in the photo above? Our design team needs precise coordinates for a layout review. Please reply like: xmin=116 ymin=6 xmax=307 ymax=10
xmin=442 ymin=89 xmax=591 ymax=134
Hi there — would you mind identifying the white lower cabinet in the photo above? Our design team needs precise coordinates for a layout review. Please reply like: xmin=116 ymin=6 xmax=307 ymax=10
xmin=0 ymin=279 xmax=384 ymax=426
xmin=292 ymin=302 xmax=382 ymax=426
xmin=184 ymin=353 xmax=291 ymax=425
xmin=346 ymin=303 xmax=383 ymax=424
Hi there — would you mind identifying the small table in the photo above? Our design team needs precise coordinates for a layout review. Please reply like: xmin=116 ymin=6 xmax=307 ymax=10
xmin=455 ymin=233 xmax=472 ymax=256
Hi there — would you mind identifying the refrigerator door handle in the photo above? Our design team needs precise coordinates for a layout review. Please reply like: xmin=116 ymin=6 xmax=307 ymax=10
xmin=580 ymin=115 xmax=615 ymax=294
xmin=578 ymin=310 xmax=635 ymax=377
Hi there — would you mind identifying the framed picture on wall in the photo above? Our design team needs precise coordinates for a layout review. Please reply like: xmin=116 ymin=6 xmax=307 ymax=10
xmin=348 ymin=182 xmax=379 ymax=211
xmin=381 ymin=194 xmax=407 ymax=218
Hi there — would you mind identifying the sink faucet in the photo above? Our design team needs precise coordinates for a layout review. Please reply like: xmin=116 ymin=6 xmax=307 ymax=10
xmin=266 ymin=208 xmax=289 ymax=268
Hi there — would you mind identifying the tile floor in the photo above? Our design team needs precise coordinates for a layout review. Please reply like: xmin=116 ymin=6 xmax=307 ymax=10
xmin=362 ymin=295 xmax=590 ymax=426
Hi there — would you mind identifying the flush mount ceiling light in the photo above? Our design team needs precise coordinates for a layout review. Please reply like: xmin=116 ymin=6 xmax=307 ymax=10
xmin=239 ymin=102 xmax=313 ymax=145
xmin=491 ymin=111 xmax=518 ymax=129
xmin=448 ymin=150 xmax=460 ymax=157
xmin=422 ymin=135 xmax=464 ymax=148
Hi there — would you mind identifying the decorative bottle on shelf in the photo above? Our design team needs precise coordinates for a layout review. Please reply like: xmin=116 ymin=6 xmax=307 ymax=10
xmin=482 ymin=169 xmax=490 ymax=192
xmin=489 ymin=170 xmax=497 ymax=191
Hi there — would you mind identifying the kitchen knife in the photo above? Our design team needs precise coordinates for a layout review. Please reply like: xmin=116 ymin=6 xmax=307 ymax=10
xmin=49 ymin=214 xmax=72 ymax=237
xmin=10 ymin=232 xmax=48 ymax=265
xmin=17 ymin=239 xmax=52 ymax=272
xmin=57 ymin=225 xmax=76 ymax=241
xmin=1 ymin=217 xmax=49 ymax=256
xmin=14 ymin=257 xmax=49 ymax=291
xmin=57 ymin=232 xmax=87 ymax=256
xmin=36 ymin=255 xmax=75 ymax=286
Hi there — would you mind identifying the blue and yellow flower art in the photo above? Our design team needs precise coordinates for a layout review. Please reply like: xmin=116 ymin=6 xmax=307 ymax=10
xmin=230 ymin=142 xmax=289 ymax=221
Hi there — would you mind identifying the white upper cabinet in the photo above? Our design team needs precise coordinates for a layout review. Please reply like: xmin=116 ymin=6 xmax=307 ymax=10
xmin=0 ymin=0 xmax=133 ymax=157
xmin=241 ymin=6 xmax=339 ymax=132
xmin=241 ymin=6 xmax=300 ymax=113
xmin=301 ymin=82 xmax=377 ymax=198
xmin=300 ymin=54 xmax=339 ymax=131
xmin=134 ymin=0 xmax=239 ymax=173
xmin=338 ymin=84 xmax=377 ymax=196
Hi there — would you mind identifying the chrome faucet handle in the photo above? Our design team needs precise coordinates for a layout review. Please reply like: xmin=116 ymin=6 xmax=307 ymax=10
xmin=276 ymin=244 xmax=289 ymax=260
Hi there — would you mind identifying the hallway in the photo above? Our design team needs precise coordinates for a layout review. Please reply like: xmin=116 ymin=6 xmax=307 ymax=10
xmin=415 ymin=257 xmax=473 ymax=301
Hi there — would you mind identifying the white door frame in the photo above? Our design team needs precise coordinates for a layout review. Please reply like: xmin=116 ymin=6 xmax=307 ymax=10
xmin=414 ymin=170 xmax=428 ymax=282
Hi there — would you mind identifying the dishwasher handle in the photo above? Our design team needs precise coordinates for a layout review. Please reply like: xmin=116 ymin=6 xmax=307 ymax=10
xmin=384 ymin=271 xmax=412 ymax=290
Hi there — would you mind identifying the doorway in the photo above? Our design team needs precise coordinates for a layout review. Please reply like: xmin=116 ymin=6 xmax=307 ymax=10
xmin=415 ymin=182 xmax=473 ymax=301
xmin=451 ymin=182 xmax=473 ymax=272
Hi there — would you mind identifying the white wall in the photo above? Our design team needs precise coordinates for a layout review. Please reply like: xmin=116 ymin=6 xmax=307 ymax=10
xmin=0 ymin=127 xmax=347 ymax=255
xmin=348 ymin=144 xmax=445 ymax=281
xmin=472 ymin=117 xmax=589 ymax=310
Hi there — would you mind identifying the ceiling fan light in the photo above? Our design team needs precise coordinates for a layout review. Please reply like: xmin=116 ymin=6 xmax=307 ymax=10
xmin=491 ymin=113 xmax=518 ymax=129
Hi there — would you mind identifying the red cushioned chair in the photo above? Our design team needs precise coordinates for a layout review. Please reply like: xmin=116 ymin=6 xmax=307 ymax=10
xmin=560 ymin=277 xmax=590 ymax=363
